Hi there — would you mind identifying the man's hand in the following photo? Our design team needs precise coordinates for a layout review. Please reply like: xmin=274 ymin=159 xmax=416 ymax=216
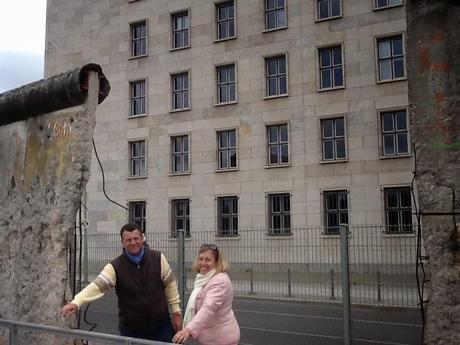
xmin=60 ymin=303 xmax=78 ymax=317
xmin=172 ymin=312 xmax=182 ymax=332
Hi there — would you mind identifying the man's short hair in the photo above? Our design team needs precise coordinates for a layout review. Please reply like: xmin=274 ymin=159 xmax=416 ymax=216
xmin=120 ymin=222 xmax=144 ymax=238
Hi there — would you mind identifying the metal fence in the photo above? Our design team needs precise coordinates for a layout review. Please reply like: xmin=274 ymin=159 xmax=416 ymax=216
xmin=77 ymin=225 xmax=423 ymax=308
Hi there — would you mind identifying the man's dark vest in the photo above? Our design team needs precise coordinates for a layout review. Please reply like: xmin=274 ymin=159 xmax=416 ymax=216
xmin=111 ymin=249 xmax=169 ymax=333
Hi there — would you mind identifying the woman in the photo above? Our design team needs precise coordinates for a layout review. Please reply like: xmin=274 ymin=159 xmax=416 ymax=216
xmin=173 ymin=244 xmax=240 ymax=345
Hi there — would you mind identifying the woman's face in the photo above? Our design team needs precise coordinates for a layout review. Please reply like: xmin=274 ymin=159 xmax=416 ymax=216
xmin=198 ymin=249 xmax=217 ymax=274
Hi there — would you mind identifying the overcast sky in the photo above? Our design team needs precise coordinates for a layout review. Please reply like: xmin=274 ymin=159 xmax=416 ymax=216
xmin=0 ymin=0 xmax=47 ymax=93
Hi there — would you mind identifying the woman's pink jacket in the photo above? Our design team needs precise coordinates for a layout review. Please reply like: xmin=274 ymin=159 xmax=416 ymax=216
xmin=185 ymin=272 xmax=240 ymax=345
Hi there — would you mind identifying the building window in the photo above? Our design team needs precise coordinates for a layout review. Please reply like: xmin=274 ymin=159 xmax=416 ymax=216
xmin=217 ymin=64 xmax=236 ymax=104
xmin=267 ymin=124 xmax=289 ymax=166
xmin=323 ymin=190 xmax=348 ymax=235
xmin=265 ymin=0 xmax=286 ymax=31
xmin=381 ymin=110 xmax=409 ymax=156
xmin=317 ymin=0 xmax=342 ymax=20
xmin=377 ymin=35 xmax=405 ymax=81
xmin=217 ymin=129 xmax=237 ymax=170
xmin=171 ymin=199 xmax=190 ymax=238
xmin=384 ymin=187 xmax=413 ymax=233
xmin=265 ymin=55 xmax=287 ymax=97
xmin=321 ymin=117 xmax=346 ymax=161
xmin=129 ymin=201 xmax=146 ymax=232
xmin=217 ymin=196 xmax=238 ymax=237
xmin=216 ymin=1 xmax=235 ymax=40
xmin=129 ymin=80 xmax=146 ymax=117
xmin=171 ymin=11 xmax=190 ymax=49
xmin=375 ymin=0 xmax=402 ymax=10
xmin=171 ymin=135 xmax=189 ymax=174
xmin=268 ymin=193 xmax=291 ymax=235
xmin=129 ymin=140 xmax=146 ymax=177
xmin=131 ymin=21 xmax=147 ymax=57
xmin=171 ymin=72 xmax=189 ymax=111
xmin=318 ymin=46 xmax=344 ymax=90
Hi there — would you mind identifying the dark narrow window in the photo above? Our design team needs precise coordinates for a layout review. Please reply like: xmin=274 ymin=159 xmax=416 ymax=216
xmin=375 ymin=0 xmax=402 ymax=10
xmin=171 ymin=135 xmax=190 ymax=174
xmin=131 ymin=21 xmax=147 ymax=57
xmin=217 ymin=64 xmax=236 ymax=104
xmin=384 ymin=187 xmax=413 ymax=233
xmin=377 ymin=35 xmax=405 ymax=81
xmin=319 ymin=46 xmax=343 ymax=89
xmin=318 ymin=0 xmax=342 ymax=20
xmin=171 ymin=199 xmax=190 ymax=237
xmin=323 ymin=190 xmax=348 ymax=234
xmin=268 ymin=193 xmax=291 ymax=235
xmin=129 ymin=140 xmax=146 ymax=177
xmin=172 ymin=12 xmax=190 ymax=49
xmin=218 ymin=129 xmax=237 ymax=170
xmin=217 ymin=196 xmax=238 ymax=237
xmin=216 ymin=1 xmax=235 ymax=40
xmin=265 ymin=0 xmax=286 ymax=30
xmin=130 ymin=80 xmax=146 ymax=116
xmin=265 ymin=55 xmax=287 ymax=97
xmin=171 ymin=72 xmax=189 ymax=110
xmin=381 ymin=110 xmax=409 ymax=156
xmin=129 ymin=201 xmax=146 ymax=232
xmin=321 ymin=117 xmax=346 ymax=161
xmin=267 ymin=124 xmax=289 ymax=166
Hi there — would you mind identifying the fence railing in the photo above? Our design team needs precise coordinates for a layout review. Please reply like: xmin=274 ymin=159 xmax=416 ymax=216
xmin=77 ymin=225 xmax=423 ymax=308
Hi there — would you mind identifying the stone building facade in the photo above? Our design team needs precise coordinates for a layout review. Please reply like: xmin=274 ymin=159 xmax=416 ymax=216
xmin=45 ymin=0 xmax=414 ymax=238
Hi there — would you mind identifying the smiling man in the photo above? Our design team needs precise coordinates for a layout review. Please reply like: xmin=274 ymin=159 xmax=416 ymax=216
xmin=60 ymin=223 xmax=182 ymax=342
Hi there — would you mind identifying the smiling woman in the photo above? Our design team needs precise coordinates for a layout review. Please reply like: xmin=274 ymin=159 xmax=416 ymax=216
xmin=0 ymin=0 xmax=47 ymax=92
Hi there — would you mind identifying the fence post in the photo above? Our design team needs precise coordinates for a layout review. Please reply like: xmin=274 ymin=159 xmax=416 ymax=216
xmin=9 ymin=323 xmax=17 ymax=345
xmin=377 ymin=270 xmax=382 ymax=302
xmin=248 ymin=268 xmax=255 ymax=295
xmin=177 ymin=229 xmax=186 ymax=308
xmin=83 ymin=225 xmax=88 ymax=284
xmin=340 ymin=224 xmax=351 ymax=345
xmin=287 ymin=268 xmax=293 ymax=297
xmin=330 ymin=269 xmax=335 ymax=299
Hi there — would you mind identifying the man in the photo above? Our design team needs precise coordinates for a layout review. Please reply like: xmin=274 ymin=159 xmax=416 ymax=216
xmin=61 ymin=223 xmax=182 ymax=342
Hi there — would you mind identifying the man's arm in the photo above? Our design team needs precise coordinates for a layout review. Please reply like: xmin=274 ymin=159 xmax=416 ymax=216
xmin=160 ymin=253 xmax=182 ymax=331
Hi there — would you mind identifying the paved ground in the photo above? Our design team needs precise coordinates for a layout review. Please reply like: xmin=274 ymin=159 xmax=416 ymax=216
xmin=78 ymin=290 xmax=422 ymax=345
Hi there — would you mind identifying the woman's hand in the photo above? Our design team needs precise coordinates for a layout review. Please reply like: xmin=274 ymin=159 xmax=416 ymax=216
xmin=172 ymin=328 xmax=191 ymax=344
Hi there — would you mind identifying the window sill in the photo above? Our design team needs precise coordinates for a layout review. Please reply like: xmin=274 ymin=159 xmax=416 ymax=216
xmin=315 ymin=15 xmax=343 ymax=23
xmin=127 ymin=175 xmax=147 ymax=180
xmin=377 ymin=77 xmax=407 ymax=84
xmin=128 ymin=114 xmax=148 ymax=119
xmin=169 ymin=172 xmax=191 ymax=177
xmin=170 ymin=46 xmax=191 ymax=52
xmin=373 ymin=4 xmax=404 ymax=12
xmin=214 ymin=100 xmax=238 ymax=107
xmin=379 ymin=153 xmax=411 ymax=159
xmin=265 ymin=163 xmax=291 ymax=169
xmin=317 ymin=85 xmax=345 ymax=93
xmin=214 ymin=36 xmax=237 ymax=44
xmin=128 ymin=54 xmax=148 ymax=60
xmin=320 ymin=158 xmax=348 ymax=164
xmin=262 ymin=26 xmax=288 ymax=34
xmin=170 ymin=107 xmax=191 ymax=113
xmin=263 ymin=93 xmax=289 ymax=100
xmin=215 ymin=168 xmax=239 ymax=173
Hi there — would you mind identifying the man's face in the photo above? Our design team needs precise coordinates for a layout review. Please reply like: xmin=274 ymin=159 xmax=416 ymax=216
xmin=121 ymin=229 xmax=144 ymax=255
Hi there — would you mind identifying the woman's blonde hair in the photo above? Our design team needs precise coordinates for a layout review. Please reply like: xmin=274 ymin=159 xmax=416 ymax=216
xmin=191 ymin=244 xmax=229 ymax=273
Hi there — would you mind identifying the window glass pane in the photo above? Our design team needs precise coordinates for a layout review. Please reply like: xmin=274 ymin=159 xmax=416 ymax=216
xmin=174 ymin=155 xmax=182 ymax=172
xmin=283 ymin=195 xmax=290 ymax=211
xmin=327 ymin=213 xmax=338 ymax=227
xmin=219 ymin=151 xmax=228 ymax=168
xmin=319 ymin=0 xmax=329 ymax=19
xmin=228 ymin=66 xmax=235 ymax=82
xmin=335 ymin=118 xmax=344 ymax=136
xmin=269 ymin=146 xmax=279 ymax=164
xmin=268 ymin=78 xmax=277 ymax=96
xmin=331 ymin=0 xmax=341 ymax=16
xmin=392 ymin=37 xmax=403 ymax=56
xmin=390 ymin=0 xmax=402 ymax=5
xmin=382 ymin=113 xmax=394 ymax=132
xmin=229 ymin=130 xmax=236 ymax=147
xmin=267 ymin=12 xmax=276 ymax=29
xmin=400 ymin=189 xmax=411 ymax=207
xmin=267 ymin=0 xmax=276 ymax=10
xmin=395 ymin=111 xmax=407 ymax=130
xmin=321 ymin=70 xmax=332 ymax=88
xmin=383 ymin=134 xmax=395 ymax=155
xmin=230 ymin=149 xmax=237 ymax=167
xmin=229 ymin=84 xmax=236 ymax=101
xmin=326 ymin=193 xmax=337 ymax=210
xmin=333 ymin=67 xmax=343 ymax=87
xmin=183 ymin=154 xmax=189 ymax=171
xmin=229 ymin=21 xmax=235 ymax=37
xmin=218 ymin=6 xmax=226 ymax=20
xmin=183 ymin=137 xmax=189 ymax=152
xmin=173 ymin=137 xmax=181 ymax=153
xmin=320 ymin=49 xmax=331 ymax=67
xmin=379 ymin=60 xmax=392 ymax=80
xmin=324 ymin=140 xmax=334 ymax=160
xmin=269 ymin=126 xmax=278 ymax=143
xmin=379 ymin=40 xmax=391 ymax=58
xmin=228 ymin=4 xmax=235 ymax=17
xmin=397 ymin=133 xmax=408 ymax=154
xmin=219 ymin=132 xmax=228 ymax=148
xmin=376 ymin=0 xmax=387 ymax=7
xmin=322 ymin=120 xmax=333 ymax=138
xmin=271 ymin=196 xmax=281 ymax=212
xmin=340 ymin=212 xmax=348 ymax=224
xmin=338 ymin=193 xmax=348 ymax=209
xmin=278 ymin=57 xmax=286 ymax=74
xmin=336 ymin=139 xmax=346 ymax=159
xmin=140 ymin=159 xmax=145 ymax=175
xmin=277 ymin=9 xmax=286 ymax=27
xmin=401 ymin=210 xmax=412 ymax=226
xmin=267 ymin=59 xmax=277 ymax=76
xmin=386 ymin=191 xmax=398 ymax=208
xmin=281 ymin=144 xmax=289 ymax=163
xmin=333 ymin=47 xmax=342 ymax=65
xmin=277 ymin=0 xmax=285 ymax=7
xmin=393 ymin=58 xmax=405 ymax=78
xmin=283 ymin=215 xmax=290 ymax=229
xmin=279 ymin=76 xmax=287 ymax=94
xmin=280 ymin=125 xmax=288 ymax=142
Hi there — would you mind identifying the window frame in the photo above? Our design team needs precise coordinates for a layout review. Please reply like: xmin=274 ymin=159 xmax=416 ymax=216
xmin=217 ymin=195 xmax=239 ymax=237
xmin=316 ymin=0 xmax=343 ymax=22
xmin=171 ymin=10 xmax=191 ymax=51
xmin=128 ymin=139 xmax=147 ymax=178
xmin=217 ymin=128 xmax=238 ymax=171
xmin=216 ymin=63 xmax=237 ymax=105
xmin=215 ymin=0 xmax=236 ymax=42
xmin=170 ymin=71 xmax=190 ymax=112
xmin=379 ymin=109 xmax=410 ymax=158
xmin=320 ymin=116 xmax=347 ymax=162
xmin=373 ymin=0 xmax=403 ymax=11
xmin=129 ymin=79 xmax=147 ymax=117
xmin=130 ymin=20 xmax=148 ymax=58
xmin=322 ymin=190 xmax=349 ymax=235
xmin=263 ymin=0 xmax=287 ymax=32
xmin=383 ymin=186 xmax=413 ymax=234
xmin=375 ymin=33 xmax=406 ymax=83
xmin=264 ymin=53 xmax=289 ymax=98
xmin=171 ymin=198 xmax=191 ymax=238
xmin=317 ymin=44 xmax=345 ymax=91
xmin=128 ymin=200 xmax=147 ymax=232
xmin=266 ymin=123 xmax=290 ymax=167
xmin=171 ymin=134 xmax=190 ymax=175
xmin=267 ymin=193 xmax=292 ymax=236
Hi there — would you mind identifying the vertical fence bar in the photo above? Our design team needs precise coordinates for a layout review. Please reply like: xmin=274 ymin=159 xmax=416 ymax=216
xmin=83 ymin=226 xmax=88 ymax=284
xmin=9 ymin=323 xmax=17 ymax=345
xmin=177 ymin=229 xmax=186 ymax=307
xmin=340 ymin=224 xmax=351 ymax=345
